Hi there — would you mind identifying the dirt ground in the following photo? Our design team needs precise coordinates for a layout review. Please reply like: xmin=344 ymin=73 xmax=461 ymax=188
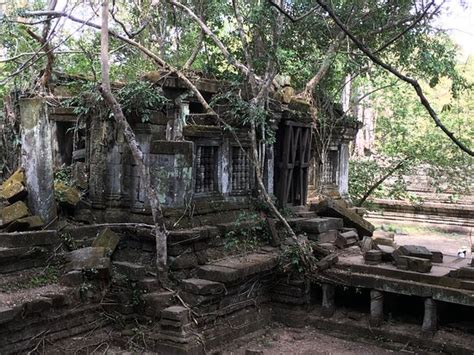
xmin=371 ymin=220 xmax=472 ymax=258
xmin=222 ymin=324 xmax=411 ymax=355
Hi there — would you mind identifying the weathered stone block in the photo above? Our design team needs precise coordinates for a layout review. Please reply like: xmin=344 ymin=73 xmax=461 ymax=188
xmin=113 ymin=261 xmax=145 ymax=280
xmin=54 ymin=182 xmax=81 ymax=206
xmin=0 ymin=305 xmax=21 ymax=325
xmin=169 ymin=253 xmax=198 ymax=270
xmin=65 ymin=247 xmax=110 ymax=279
xmin=308 ymin=230 xmax=337 ymax=243
xmin=143 ymin=291 xmax=174 ymax=317
xmin=364 ymin=250 xmax=382 ymax=265
xmin=373 ymin=230 xmax=395 ymax=240
xmin=335 ymin=230 xmax=358 ymax=249
xmin=5 ymin=215 xmax=44 ymax=232
xmin=360 ymin=236 xmax=374 ymax=253
xmin=295 ymin=217 xmax=343 ymax=234
xmin=376 ymin=244 xmax=396 ymax=261
xmin=161 ymin=306 xmax=189 ymax=323
xmin=312 ymin=199 xmax=375 ymax=237
xmin=0 ymin=201 xmax=29 ymax=227
xmin=448 ymin=266 xmax=474 ymax=280
xmin=0 ymin=230 xmax=58 ymax=248
xmin=92 ymin=228 xmax=121 ymax=254
xmin=431 ymin=250 xmax=443 ymax=263
xmin=181 ymin=278 xmax=224 ymax=295
xmin=399 ymin=245 xmax=433 ymax=260
xmin=396 ymin=256 xmax=432 ymax=273
xmin=0 ymin=181 xmax=27 ymax=203
xmin=197 ymin=264 xmax=240 ymax=284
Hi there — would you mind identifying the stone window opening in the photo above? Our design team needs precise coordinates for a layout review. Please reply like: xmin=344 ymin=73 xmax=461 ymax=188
xmin=195 ymin=145 xmax=219 ymax=194
xmin=230 ymin=146 xmax=251 ymax=193
xmin=322 ymin=149 xmax=339 ymax=185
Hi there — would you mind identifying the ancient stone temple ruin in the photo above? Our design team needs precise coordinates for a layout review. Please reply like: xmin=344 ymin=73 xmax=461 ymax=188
xmin=0 ymin=73 xmax=473 ymax=354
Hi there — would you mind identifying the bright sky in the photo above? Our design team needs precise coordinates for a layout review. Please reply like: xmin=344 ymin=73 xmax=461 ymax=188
xmin=436 ymin=0 xmax=474 ymax=58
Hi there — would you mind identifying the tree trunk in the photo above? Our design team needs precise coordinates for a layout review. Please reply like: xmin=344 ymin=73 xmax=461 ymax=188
xmin=99 ymin=0 xmax=168 ymax=281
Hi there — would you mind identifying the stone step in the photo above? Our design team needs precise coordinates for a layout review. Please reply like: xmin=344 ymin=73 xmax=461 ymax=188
xmin=196 ymin=252 xmax=279 ymax=284
xmin=0 ymin=246 xmax=49 ymax=273
xmin=0 ymin=230 xmax=58 ymax=248
xmin=113 ymin=261 xmax=146 ymax=281
xmin=181 ymin=278 xmax=224 ymax=295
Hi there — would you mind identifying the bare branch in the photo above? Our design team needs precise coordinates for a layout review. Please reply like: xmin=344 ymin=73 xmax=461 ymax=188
xmin=314 ymin=0 xmax=473 ymax=156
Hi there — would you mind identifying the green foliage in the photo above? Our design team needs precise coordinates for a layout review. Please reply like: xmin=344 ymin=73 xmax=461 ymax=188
xmin=64 ymin=80 xmax=168 ymax=123
xmin=211 ymin=87 xmax=276 ymax=144
xmin=54 ymin=165 xmax=73 ymax=185
xmin=59 ymin=231 xmax=77 ymax=251
xmin=116 ymin=81 xmax=168 ymax=123
xmin=222 ymin=211 xmax=270 ymax=253
xmin=280 ymin=238 xmax=318 ymax=276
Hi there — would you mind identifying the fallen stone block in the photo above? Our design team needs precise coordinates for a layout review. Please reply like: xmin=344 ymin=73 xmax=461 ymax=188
xmin=295 ymin=217 xmax=343 ymax=234
xmin=335 ymin=231 xmax=358 ymax=249
xmin=0 ymin=181 xmax=27 ymax=203
xmin=316 ymin=254 xmax=338 ymax=271
xmin=396 ymin=256 xmax=432 ymax=273
xmin=181 ymin=278 xmax=224 ymax=295
xmin=65 ymin=247 xmax=110 ymax=279
xmin=364 ymin=250 xmax=382 ymax=265
xmin=113 ymin=261 xmax=146 ymax=280
xmin=360 ymin=236 xmax=374 ymax=253
xmin=399 ymin=245 xmax=433 ymax=260
xmin=430 ymin=250 xmax=443 ymax=263
xmin=54 ymin=182 xmax=81 ymax=206
xmin=92 ymin=228 xmax=121 ymax=255
xmin=314 ymin=243 xmax=337 ymax=254
xmin=376 ymin=244 xmax=396 ymax=262
xmin=311 ymin=199 xmax=375 ymax=237
xmin=0 ymin=201 xmax=29 ymax=227
xmin=5 ymin=215 xmax=44 ymax=232
xmin=0 ymin=169 xmax=26 ymax=202
xmin=60 ymin=270 xmax=83 ymax=286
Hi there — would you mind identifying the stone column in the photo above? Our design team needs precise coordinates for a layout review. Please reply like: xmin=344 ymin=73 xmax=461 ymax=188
xmin=370 ymin=290 xmax=384 ymax=327
xmin=264 ymin=145 xmax=274 ymax=195
xmin=131 ymin=123 xmax=151 ymax=213
xmin=321 ymin=283 xmax=336 ymax=317
xmin=19 ymin=98 xmax=57 ymax=224
xmin=421 ymin=298 xmax=437 ymax=334
xmin=338 ymin=143 xmax=350 ymax=201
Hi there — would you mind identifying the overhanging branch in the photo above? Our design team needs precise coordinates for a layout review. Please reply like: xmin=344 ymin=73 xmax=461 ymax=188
xmin=313 ymin=0 xmax=473 ymax=156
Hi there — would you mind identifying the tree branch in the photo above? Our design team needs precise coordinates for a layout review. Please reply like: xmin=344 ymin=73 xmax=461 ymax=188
xmin=267 ymin=0 xmax=318 ymax=23
xmin=99 ymin=0 xmax=168 ymax=279
xmin=314 ymin=0 xmax=473 ymax=156
xmin=357 ymin=158 xmax=409 ymax=206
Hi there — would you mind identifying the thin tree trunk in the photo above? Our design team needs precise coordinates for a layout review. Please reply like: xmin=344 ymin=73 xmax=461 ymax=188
xmin=99 ymin=0 xmax=168 ymax=280
xmin=357 ymin=158 xmax=408 ymax=206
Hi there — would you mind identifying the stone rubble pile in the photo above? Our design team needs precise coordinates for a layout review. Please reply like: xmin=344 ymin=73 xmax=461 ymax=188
xmin=0 ymin=169 xmax=45 ymax=232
